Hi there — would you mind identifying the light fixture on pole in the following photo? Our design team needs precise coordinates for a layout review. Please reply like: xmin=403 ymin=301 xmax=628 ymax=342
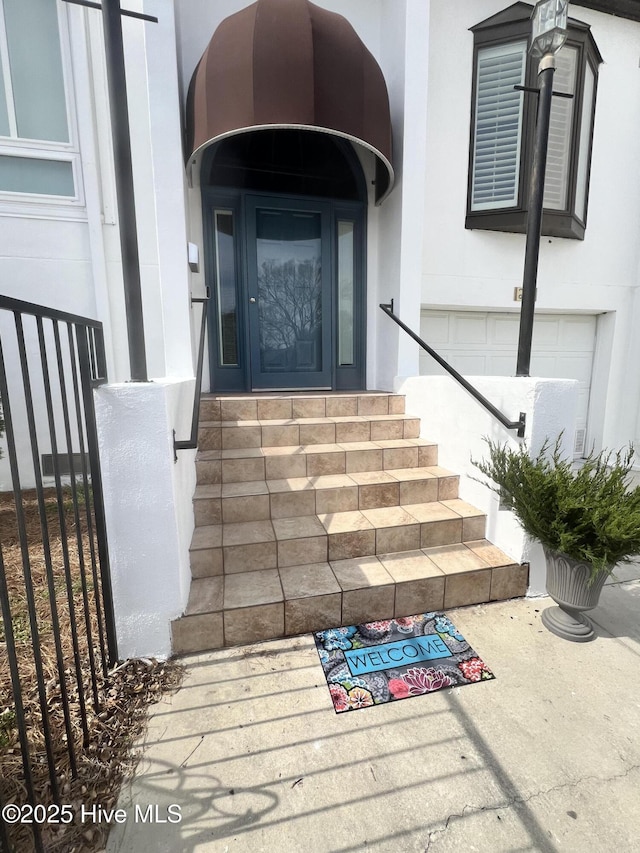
xmin=515 ymin=0 xmax=569 ymax=376
xmin=530 ymin=0 xmax=568 ymax=58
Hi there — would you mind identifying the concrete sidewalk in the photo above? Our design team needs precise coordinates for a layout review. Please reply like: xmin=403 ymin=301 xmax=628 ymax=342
xmin=106 ymin=566 xmax=640 ymax=852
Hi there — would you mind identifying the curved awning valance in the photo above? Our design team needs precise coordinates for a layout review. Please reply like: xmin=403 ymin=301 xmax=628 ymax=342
xmin=185 ymin=0 xmax=394 ymax=203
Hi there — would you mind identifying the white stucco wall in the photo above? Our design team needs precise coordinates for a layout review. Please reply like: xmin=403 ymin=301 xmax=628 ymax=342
xmin=95 ymin=380 xmax=196 ymax=659
xmin=420 ymin=0 xmax=640 ymax=453
xmin=397 ymin=375 xmax=579 ymax=595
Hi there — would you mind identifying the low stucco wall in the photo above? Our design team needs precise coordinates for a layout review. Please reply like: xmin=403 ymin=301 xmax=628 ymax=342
xmin=396 ymin=375 xmax=579 ymax=594
xmin=95 ymin=379 xmax=196 ymax=659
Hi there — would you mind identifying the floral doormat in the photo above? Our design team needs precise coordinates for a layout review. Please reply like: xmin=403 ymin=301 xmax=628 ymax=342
xmin=314 ymin=612 xmax=494 ymax=713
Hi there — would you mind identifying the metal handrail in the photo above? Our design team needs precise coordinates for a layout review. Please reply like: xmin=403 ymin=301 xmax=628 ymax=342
xmin=380 ymin=301 xmax=526 ymax=438
xmin=0 ymin=294 xmax=104 ymax=329
xmin=0 ymin=295 xmax=108 ymax=386
xmin=174 ymin=290 xmax=210 ymax=458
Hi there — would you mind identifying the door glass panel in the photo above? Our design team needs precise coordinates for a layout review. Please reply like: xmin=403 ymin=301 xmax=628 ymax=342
xmin=337 ymin=220 xmax=355 ymax=365
xmin=214 ymin=210 xmax=238 ymax=365
xmin=256 ymin=209 xmax=322 ymax=374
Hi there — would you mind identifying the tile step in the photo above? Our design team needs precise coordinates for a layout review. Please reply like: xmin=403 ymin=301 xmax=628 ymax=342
xmin=199 ymin=392 xmax=405 ymax=423
xmin=193 ymin=466 xmax=460 ymax=526
xmin=198 ymin=413 xmax=421 ymax=451
xmin=188 ymin=500 xmax=487 ymax=578
xmin=171 ymin=541 xmax=529 ymax=653
xmin=195 ymin=438 xmax=438 ymax=484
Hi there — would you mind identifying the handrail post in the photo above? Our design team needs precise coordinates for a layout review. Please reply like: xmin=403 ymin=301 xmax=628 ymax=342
xmin=174 ymin=292 xmax=210 ymax=458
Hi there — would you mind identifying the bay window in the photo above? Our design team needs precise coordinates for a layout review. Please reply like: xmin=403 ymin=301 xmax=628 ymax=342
xmin=466 ymin=3 xmax=601 ymax=239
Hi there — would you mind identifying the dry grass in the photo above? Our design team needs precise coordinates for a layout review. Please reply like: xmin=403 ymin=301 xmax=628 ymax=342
xmin=0 ymin=488 xmax=184 ymax=853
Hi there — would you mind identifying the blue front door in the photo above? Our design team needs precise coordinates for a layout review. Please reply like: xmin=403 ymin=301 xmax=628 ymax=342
xmin=204 ymin=190 xmax=365 ymax=392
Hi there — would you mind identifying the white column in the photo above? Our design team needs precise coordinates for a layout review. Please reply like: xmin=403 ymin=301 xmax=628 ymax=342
xmin=95 ymin=380 xmax=195 ymax=658
xmin=143 ymin=0 xmax=194 ymax=379
xmin=395 ymin=0 xmax=431 ymax=380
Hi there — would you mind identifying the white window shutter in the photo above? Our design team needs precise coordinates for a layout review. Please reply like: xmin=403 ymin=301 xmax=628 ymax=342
xmin=543 ymin=46 xmax=577 ymax=211
xmin=471 ymin=41 xmax=527 ymax=211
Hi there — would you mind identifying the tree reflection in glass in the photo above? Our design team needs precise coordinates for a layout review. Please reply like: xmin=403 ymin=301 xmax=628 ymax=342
xmin=256 ymin=210 xmax=322 ymax=373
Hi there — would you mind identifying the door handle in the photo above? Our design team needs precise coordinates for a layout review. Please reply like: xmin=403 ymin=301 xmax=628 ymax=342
xmin=249 ymin=297 xmax=256 ymax=303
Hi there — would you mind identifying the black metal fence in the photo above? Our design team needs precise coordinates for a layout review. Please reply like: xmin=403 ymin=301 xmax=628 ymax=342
xmin=0 ymin=296 xmax=117 ymax=853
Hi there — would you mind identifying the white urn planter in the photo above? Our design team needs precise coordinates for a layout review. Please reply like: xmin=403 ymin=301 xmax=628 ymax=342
xmin=541 ymin=547 xmax=608 ymax=642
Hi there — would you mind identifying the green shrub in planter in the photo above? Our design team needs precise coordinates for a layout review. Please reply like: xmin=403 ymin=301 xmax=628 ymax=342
xmin=472 ymin=436 xmax=640 ymax=582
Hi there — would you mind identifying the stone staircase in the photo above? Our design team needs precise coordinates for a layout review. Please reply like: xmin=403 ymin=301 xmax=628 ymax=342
xmin=171 ymin=392 xmax=528 ymax=653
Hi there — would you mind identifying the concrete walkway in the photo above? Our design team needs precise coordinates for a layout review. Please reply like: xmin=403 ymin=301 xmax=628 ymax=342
xmin=107 ymin=565 xmax=640 ymax=852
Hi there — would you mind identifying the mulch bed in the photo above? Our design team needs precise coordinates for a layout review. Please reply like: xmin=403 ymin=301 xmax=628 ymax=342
xmin=0 ymin=488 xmax=184 ymax=853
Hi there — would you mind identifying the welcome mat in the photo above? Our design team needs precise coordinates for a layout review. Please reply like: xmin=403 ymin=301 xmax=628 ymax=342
xmin=314 ymin=612 xmax=494 ymax=713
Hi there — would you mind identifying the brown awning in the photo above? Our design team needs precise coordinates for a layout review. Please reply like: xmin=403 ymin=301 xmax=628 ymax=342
xmin=185 ymin=0 xmax=394 ymax=203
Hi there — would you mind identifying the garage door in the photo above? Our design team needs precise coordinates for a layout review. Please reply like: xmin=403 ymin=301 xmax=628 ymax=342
xmin=420 ymin=310 xmax=597 ymax=457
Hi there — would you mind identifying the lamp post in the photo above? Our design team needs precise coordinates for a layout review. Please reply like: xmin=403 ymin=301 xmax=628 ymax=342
xmin=515 ymin=0 xmax=569 ymax=377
